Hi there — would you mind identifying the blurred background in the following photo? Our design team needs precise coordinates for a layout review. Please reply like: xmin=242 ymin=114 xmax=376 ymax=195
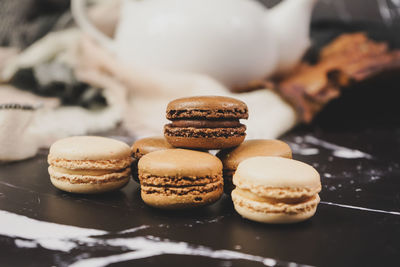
xmin=1 ymin=0 xmax=400 ymax=161
xmin=1 ymin=0 xmax=400 ymax=49
xmin=265 ymin=0 xmax=400 ymax=25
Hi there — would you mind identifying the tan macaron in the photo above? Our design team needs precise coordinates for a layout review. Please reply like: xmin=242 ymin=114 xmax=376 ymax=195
xmin=132 ymin=136 xmax=174 ymax=159
xmin=217 ymin=139 xmax=292 ymax=193
xmin=131 ymin=136 xmax=174 ymax=182
xmin=48 ymin=136 xmax=132 ymax=194
xmin=231 ymin=156 xmax=321 ymax=224
xmin=138 ymin=149 xmax=223 ymax=209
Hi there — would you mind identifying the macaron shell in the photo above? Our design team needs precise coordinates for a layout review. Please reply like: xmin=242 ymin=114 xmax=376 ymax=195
xmin=233 ymin=157 xmax=321 ymax=196
xmin=232 ymin=188 xmax=320 ymax=214
xmin=232 ymin=198 xmax=318 ymax=224
xmin=49 ymin=136 xmax=131 ymax=160
xmin=131 ymin=136 xmax=173 ymax=184
xmin=217 ymin=139 xmax=292 ymax=170
xmin=141 ymin=185 xmax=223 ymax=209
xmin=50 ymin=176 xmax=129 ymax=194
xmin=166 ymin=96 xmax=248 ymax=120
xmin=217 ymin=140 xmax=292 ymax=194
xmin=232 ymin=188 xmax=320 ymax=224
xmin=132 ymin=136 xmax=173 ymax=159
xmin=49 ymin=166 xmax=130 ymax=194
xmin=139 ymin=149 xmax=222 ymax=178
xmin=164 ymin=134 xmax=245 ymax=150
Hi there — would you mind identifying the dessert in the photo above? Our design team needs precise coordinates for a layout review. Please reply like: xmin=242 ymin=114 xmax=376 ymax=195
xmin=131 ymin=136 xmax=173 ymax=182
xmin=217 ymin=139 xmax=292 ymax=194
xmin=48 ymin=136 xmax=132 ymax=194
xmin=138 ymin=149 xmax=223 ymax=209
xmin=231 ymin=156 xmax=321 ymax=224
xmin=164 ymin=96 xmax=248 ymax=149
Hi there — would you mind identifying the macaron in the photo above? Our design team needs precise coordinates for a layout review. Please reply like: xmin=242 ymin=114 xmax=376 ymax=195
xmin=48 ymin=136 xmax=132 ymax=194
xmin=231 ymin=156 xmax=321 ymax=224
xmin=131 ymin=136 xmax=174 ymax=183
xmin=217 ymin=139 xmax=292 ymax=193
xmin=138 ymin=149 xmax=223 ymax=209
xmin=164 ymin=96 xmax=248 ymax=149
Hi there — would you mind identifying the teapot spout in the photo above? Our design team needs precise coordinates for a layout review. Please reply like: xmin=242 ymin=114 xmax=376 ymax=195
xmin=268 ymin=0 xmax=317 ymax=74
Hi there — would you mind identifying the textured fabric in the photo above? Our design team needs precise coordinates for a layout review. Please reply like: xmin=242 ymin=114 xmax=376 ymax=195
xmin=0 ymin=0 xmax=70 ymax=48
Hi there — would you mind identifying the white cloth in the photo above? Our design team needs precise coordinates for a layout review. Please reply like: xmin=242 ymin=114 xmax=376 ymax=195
xmin=0 ymin=1 xmax=297 ymax=161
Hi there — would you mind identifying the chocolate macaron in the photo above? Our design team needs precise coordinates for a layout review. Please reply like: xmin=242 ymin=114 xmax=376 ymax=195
xmin=217 ymin=139 xmax=292 ymax=193
xmin=164 ymin=96 xmax=248 ymax=149
xmin=131 ymin=136 xmax=174 ymax=182
xmin=138 ymin=149 xmax=223 ymax=209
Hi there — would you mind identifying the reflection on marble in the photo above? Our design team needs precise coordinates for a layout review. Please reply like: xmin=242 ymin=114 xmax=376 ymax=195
xmin=262 ymin=0 xmax=400 ymax=25
xmin=303 ymin=135 xmax=373 ymax=159
xmin=0 ymin=210 xmax=310 ymax=267
xmin=377 ymin=0 xmax=400 ymax=24
xmin=287 ymin=135 xmax=372 ymax=159
xmin=319 ymin=0 xmax=400 ymax=25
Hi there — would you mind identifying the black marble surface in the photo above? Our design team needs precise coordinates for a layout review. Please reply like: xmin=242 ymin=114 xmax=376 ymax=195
xmin=1 ymin=73 xmax=400 ymax=267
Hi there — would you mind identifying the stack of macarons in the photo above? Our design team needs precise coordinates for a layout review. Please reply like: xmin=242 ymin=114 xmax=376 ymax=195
xmin=48 ymin=95 xmax=321 ymax=224
xmin=133 ymin=96 xmax=249 ymax=209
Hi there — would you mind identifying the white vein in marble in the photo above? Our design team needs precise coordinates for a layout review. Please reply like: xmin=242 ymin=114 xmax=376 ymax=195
xmin=303 ymin=136 xmax=373 ymax=159
xmin=320 ymin=201 xmax=400 ymax=216
xmin=0 ymin=210 xmax=309 ymax=267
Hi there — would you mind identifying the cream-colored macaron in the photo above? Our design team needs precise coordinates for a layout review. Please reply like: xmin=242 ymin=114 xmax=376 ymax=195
xmin=231 ymin=156 xmax=321 ymax=224
xmin=48 ymin=136 xmax=132 ymax=194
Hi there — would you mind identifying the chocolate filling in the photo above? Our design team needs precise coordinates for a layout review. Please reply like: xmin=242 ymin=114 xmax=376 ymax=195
xmin=164 ymin=124 xmax=246 ymax=138
xmin=167 ymin=108 xmax=248 ymax=120
xmin=171 ymin=119 xmax=241 ymax=128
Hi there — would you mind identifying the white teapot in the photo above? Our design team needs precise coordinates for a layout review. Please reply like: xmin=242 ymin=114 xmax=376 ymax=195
xmin=72 ymin=0 xmax=317 ymax=88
